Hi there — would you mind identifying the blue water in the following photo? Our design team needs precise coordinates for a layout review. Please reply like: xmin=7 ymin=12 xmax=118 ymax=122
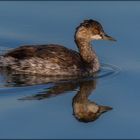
xmin=0 ymin=1 xmax=140 ymax=139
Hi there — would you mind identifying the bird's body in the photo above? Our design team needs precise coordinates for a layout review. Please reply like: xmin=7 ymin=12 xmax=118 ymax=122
xmin=0 ymin=19 xmax=115 ymax=76
xmin=1 ymin=45 xmax=89 ymax=76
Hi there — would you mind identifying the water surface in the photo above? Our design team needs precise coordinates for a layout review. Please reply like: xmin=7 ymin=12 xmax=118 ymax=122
xmin=0 ymin=1 xmax=140 ymax=139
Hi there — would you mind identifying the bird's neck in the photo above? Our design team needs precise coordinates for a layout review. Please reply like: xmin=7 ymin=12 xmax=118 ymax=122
xmin=75 ymin=37 xmax=100 ymax=72
xmin=73 ymin=80 xmax=96 ymax=103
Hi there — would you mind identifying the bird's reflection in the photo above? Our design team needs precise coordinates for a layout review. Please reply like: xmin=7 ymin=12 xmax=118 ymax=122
xmin=72 ymin=80 xmax=112 ymax=122
xmin=19 ymin=77 xmax=112 ymax=123
xmin=0 ymin=68 xmax=112 ymax=123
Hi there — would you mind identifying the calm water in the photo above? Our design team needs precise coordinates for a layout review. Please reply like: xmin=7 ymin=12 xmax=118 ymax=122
xmin=0 ymin=1 xmax=140 ymax=139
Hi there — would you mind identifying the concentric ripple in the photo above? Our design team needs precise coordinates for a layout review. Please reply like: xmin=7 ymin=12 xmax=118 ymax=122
xmin=96 ymin=63 xmax=121 ymax=79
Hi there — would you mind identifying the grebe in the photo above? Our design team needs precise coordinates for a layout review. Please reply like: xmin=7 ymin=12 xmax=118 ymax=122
xmin=0 ymin=19 xmax=116 ymax=76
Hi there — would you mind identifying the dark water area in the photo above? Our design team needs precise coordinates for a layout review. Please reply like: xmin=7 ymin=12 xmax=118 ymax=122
xmin=0 ymin=1 xmax=140 ymax=139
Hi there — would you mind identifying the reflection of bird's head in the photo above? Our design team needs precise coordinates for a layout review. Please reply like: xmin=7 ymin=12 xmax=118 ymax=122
xmin=73 ymin=101 xmax=112 ymax=123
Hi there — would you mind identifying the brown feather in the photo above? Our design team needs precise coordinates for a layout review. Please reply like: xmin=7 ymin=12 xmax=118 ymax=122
xmin=4 ymin=44 xmax=86 ymax=73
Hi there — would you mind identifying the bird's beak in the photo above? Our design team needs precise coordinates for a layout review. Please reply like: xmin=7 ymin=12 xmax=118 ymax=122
xmin=102 ymin=33 xmax=116 ymax=41
xmin=99 ymin=105 xmax=113 ymax=114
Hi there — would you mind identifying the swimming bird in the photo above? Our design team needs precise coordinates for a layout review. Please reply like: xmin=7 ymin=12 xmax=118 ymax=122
xmin=0 ymin=19 xmax=116 ymax=76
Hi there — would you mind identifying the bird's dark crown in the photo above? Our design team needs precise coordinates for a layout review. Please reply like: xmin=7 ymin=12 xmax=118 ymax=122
xmin=76 ymin=19 xmax=104 ymax=32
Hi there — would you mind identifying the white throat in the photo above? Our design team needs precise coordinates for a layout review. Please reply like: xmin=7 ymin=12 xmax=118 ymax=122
xmin=91 ymin=35 xmax=102 ymax=40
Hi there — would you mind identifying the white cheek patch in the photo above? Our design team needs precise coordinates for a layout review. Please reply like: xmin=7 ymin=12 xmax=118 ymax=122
xmin=92 ymin=35 xmax=102 ymax=40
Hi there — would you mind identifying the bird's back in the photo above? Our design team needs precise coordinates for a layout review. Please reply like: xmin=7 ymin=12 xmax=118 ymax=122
xmin=1 ymin=44 xmax=87 ymax=76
